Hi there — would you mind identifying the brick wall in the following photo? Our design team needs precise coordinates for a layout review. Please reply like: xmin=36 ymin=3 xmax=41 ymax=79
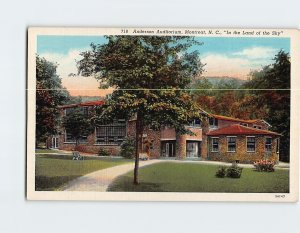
xmin=58 ymin=132 xmax=121 ymax=155
xmin=207 ymin=135 xmax=279 ymax=163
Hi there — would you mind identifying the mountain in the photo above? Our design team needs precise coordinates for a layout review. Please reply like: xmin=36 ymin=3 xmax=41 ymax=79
xmin=203 ymin=76 xmax=247 ymax=87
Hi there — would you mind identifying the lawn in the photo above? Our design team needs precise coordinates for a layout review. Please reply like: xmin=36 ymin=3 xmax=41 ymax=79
xmin=35 ymin=154 xmax=132 ymax=191
xmin=35 ymin=149 xmax=67 ymax=154
xmin=108 ymin=162 xmax=289 ymax=193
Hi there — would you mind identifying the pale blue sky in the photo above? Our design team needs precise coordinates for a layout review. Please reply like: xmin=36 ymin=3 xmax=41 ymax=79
xmin=37 ymin=35 xmax=290 ymax=96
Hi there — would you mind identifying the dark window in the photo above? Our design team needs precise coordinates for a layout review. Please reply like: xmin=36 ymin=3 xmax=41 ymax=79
xmin=189 ymin=119 xmax=201 ymax=127
xmin=240 ymin=123 xmax=248 ymax=127
xmin=254 ymin=125 xmax=262 ymax=129
xmin=227 ymin=137 xmax=236 ymax=152
xmin=82 ymin=107 xmax=89 ymax=116
xmin=265 ymin=137 xmax=272 ymax=152
xmin=247 ymin=137 xmax=256 ymax=152
xmin=209 ymin=118 xmax=218 ymax=127
xmin=65 ymin=131 xmax=76 ymax=143
xmin=96 ymin=124 xmax=126 ymax=145
xmin=65 ymin=108 xmax=72 ymax=116
xmin=211 ymin=138 xmax=219 ymax=152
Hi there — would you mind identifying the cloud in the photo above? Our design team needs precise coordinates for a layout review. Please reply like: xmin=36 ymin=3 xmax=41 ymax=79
xmin=233 ymin=46 xmax=277 ymax=60
xmin=202 ymin=54 xmax=256 ymax=79
xmin=39 ymin=48 xmax=106 ymax=96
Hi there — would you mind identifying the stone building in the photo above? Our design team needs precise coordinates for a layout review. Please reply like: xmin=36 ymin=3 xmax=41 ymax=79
xmin=47 ymin=100 xmax=281 ymax=163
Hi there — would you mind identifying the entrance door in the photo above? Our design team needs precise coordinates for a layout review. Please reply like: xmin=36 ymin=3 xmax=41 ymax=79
xmin=186 ymin=141 xmax=201 ymax=158
xmin=161 ymin=141 xmax=175 ymax=157
xmin=52 ymin=137 xmax=59 ymax=149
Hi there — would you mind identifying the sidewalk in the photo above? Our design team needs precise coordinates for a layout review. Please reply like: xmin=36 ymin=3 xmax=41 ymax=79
xmin=62 ymin=159 xmax=162 ymax=191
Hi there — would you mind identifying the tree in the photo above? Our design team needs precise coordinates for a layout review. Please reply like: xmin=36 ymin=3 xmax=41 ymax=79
xmin=244 ymin=50 xmax=290 ymax=161
xmin=62 ymin=107 xmax=94 ymax=147
xmin=77 ymin=36 xmax=204 ymax=184
xmin=36 ymin=55 xmax=69 ymax=146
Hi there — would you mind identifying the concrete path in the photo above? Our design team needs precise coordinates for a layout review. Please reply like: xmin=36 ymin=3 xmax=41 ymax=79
xmin=62 ymin=159 xmax=162 ymax=191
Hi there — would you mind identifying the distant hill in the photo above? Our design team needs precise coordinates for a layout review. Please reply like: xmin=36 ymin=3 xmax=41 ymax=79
xmin=64 ymin=96 xmax=105 ymax=105
xmin=203 ymin=76 xmax=247 ymax=87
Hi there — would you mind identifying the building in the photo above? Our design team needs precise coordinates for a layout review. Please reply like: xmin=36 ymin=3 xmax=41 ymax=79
xmin=47 ymin=100 xmax=281 ymax=163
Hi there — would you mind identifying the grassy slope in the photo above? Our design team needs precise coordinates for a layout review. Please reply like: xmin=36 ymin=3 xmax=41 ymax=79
xmin=35 ymin=154 xmax=132 ymax=191
xmin=108 ymin=162 xmax=289 ymax=193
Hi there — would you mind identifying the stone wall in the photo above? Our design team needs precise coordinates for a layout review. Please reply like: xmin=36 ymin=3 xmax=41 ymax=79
xmin=207 ymin=135 xmax=279 ymax=163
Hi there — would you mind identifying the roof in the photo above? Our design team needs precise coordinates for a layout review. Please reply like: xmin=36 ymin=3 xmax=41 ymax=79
xmin=206 ymin=124 xmax=281 ymax=136
xmin=209 ymin=114 xmax=269 ymax=125
xmin=60 ymin=100 xmax=105 ymax=109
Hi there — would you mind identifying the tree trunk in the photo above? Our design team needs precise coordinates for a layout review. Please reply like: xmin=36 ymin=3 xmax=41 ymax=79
xmin=133 ymin=112 xmax=143 ymax=185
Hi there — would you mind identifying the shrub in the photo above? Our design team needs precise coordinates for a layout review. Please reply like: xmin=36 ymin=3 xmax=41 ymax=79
xmin=215 ymin=166 xmax=227 ymax=178
xmin=253 ymin=159 xmax=275 ymax=172
xmin=119 ymin=137 xmax=135 ymax=159
xmin=226 ymin=163 xmax=243 ymax=178
xmin=98 ymin=148 xmax=110 ymax=157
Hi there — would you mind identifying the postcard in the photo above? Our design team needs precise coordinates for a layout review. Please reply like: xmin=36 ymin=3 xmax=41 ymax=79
xmin=27 ymin=27 xmax=299 ymax=201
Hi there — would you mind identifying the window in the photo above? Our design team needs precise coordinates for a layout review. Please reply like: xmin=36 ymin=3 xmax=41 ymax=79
xmin=189 ymin=119 xmax=201 ymax=127
xmin=95 ymin=124 xmax=126 ymax=145
xmin=65 ymin=108 xmax=72 ymax=116
xmin=65 ymin=131 xmax=76 ymax=143
xmin=209 ymin=118 xmax=218 ymax=128
xmin=82 ymin=107 xmax=88 ymax=116
xmin=211 ymin=137 xmax=219 ymax=152
xmin=227 ymin=137 xmax=236 ymax=152
xmin=253 ymin=125 xmax=262 ymax=129
xmin=265 ymin=137 xmax=272 ymax=152
xmin=247 ymin=137 xmax=256 ymax=152
xmin=240 ymin=123 xmax=248 ymax=127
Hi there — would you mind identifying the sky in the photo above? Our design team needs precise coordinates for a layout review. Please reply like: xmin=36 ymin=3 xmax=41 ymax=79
xmin=37 ymin=35 xmax=290 ymax=96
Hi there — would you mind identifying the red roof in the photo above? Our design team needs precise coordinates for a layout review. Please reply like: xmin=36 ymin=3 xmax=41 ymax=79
xmin=210 ymin=114 xmax=266 ymax=125
xmin=60 ymin=100 xmax=105 ymax=109
xmin=207 ymin=124 xmax=280 ymax=136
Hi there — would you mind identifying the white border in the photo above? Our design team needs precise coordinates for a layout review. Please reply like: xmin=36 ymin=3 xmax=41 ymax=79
xmin=27 ymin=27 xmax=300 ymax=202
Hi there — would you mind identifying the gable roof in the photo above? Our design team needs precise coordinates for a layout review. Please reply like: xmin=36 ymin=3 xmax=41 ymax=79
xmin=206 ymin=124 xmax=280 ymax=136
xmin=209 ymin=114 xmax=270 ymax=126
xmin=60 ymin=100 xmax=105 ymax=109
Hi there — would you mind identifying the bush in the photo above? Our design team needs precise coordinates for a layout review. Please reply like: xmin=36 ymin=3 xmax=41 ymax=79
xmin=98 ymin=148 xmax=110 ymax=157
xmin=119 ymin=137 xmax=135 ymax=159
xmin=226 ymin=163 xmax=243 ymax=178
xmin=253 ymin=160 xmax=275 ymax=172
xmin=215 ymin=166 xmax=227 ymax=178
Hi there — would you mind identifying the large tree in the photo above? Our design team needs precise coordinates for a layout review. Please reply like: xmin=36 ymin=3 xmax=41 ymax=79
xmin=77 ymin=36 xmax=204 ymax=184
xmin=36 ymin=55 xmax=69 ymax=146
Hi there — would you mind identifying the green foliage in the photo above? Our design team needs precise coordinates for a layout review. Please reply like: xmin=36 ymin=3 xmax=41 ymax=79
xmin=244 ymin=50 xmax=290 ymax=161
xmin=215 ymin=166 xmax=227 ymax=178
xmin=98 ymin=148 xmax=110 ymax=157
xmin=36 ymin=55 xmax=70 ymax=144
xmin=226 ymin=163 xmax=243 ymax=178
xmin=119 ymin=137 xmax=135 ymax=159
xmin=62 ymin=107 xmax=94 ymax=145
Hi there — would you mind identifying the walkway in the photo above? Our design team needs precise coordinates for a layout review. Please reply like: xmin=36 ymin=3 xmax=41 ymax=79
xmin=62 ymin=159 xmax=162 ymax=191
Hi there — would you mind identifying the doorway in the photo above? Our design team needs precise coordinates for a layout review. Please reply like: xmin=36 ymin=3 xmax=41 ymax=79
xmin=161 ymin=141 xmax=176 ymax=157
xmin=186 ymin=141 xmax=201 ymax=158
xmin=51 ymin=136 xmax=59 ymax=149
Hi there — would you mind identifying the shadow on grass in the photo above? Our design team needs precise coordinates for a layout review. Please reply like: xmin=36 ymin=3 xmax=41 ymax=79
xmin=35 ymin=176 xmax=78 ymax=191
xmin=108 ymin=180 xmax=165 ymax=192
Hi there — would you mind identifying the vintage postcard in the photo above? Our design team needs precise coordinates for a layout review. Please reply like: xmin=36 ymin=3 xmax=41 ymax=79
xmin=27 ymin=27 xmax=299 ymax=201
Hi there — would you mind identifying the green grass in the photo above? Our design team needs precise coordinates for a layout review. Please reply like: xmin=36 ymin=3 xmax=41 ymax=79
xmin=35 ymin=149 xmax=66 ymax=154
xmin=108 ymin=162 xmax=289 ymax=193
xmin=35 ymin=154 xmax=132 ymax=191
